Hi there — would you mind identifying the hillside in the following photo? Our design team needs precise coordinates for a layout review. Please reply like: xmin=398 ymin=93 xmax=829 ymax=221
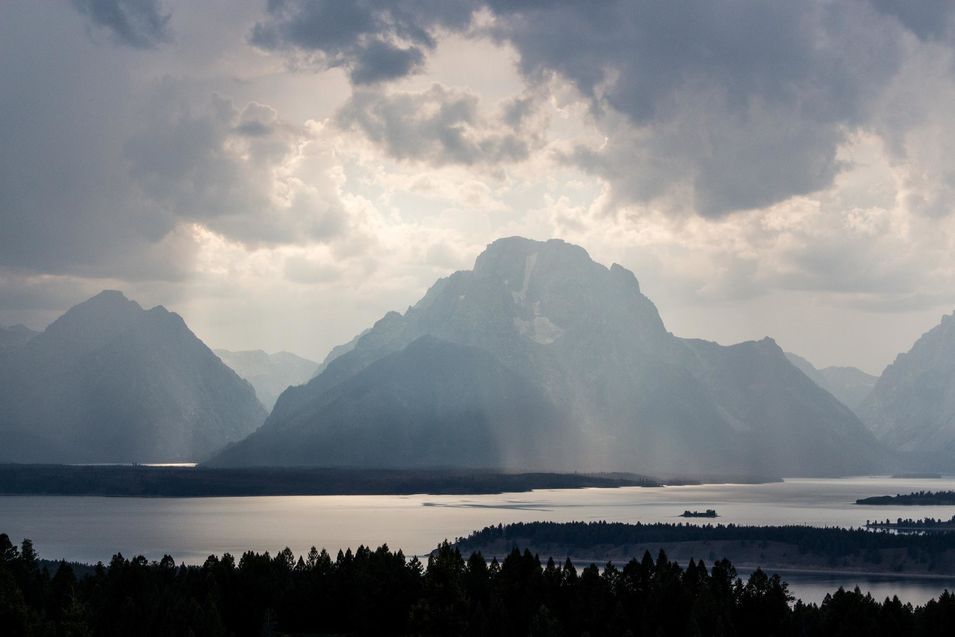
xmin=859 ymin=313 xmax=955 ymax=456
xmin=0 ymin=291 xmax=266 ymax=463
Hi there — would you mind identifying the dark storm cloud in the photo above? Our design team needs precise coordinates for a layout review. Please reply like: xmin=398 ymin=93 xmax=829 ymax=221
xmin=0 ymin=2 xmax=187 ymax=280
xmin=72 ymin=0 xmax=171 ymax=48
xmin=251 ymin=0 xmax=948 ymax=217
xmin=0 ymin=2 xmax=344 ymax=285
xmin=869 ymin=0 xmax=955 ymax=41
xmin=483 ymin=0 xmax=905 ymax=216
xmin=250 ymin=0 xmax=474 ymax=83
xmin=336 ymin=85 xmax=536 ymax=166
xmin=126 ymin=91 xmax=347 ymax=245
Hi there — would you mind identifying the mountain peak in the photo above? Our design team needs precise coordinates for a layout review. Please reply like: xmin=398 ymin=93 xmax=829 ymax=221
xmin=215 ymin=235 xmax=884 ymax=476
xmin=42 ymin=290 xmax=144 ymax=349
xmin=473 ymin=237 xmax=594 ymax=279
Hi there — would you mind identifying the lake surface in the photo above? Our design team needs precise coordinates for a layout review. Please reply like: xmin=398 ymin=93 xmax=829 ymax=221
xmin=3 ymin=475 xmax=955 ymax=604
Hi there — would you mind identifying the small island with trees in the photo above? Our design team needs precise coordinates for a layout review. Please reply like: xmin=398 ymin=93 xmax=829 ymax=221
xmin=681 ymin=509 xmax=718 ymax=518
xmin=856 ymin=490 xmax=955 ymax=505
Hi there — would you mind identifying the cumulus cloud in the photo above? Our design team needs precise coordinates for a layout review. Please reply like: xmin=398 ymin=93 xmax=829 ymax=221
xmin=125 ymin=87 xmax=351 ymax=247
xmin=336 ymin=84 xmax=543 ymax=167
xmin=72 ymin=0 xmax=171 ymax=48
xmin=250 ymin=0 xmax=474 ymax=83
xmin=483 ymin=0 xmax=909 ymax=217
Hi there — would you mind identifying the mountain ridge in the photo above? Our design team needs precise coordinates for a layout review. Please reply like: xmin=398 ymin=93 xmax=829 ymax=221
xmin=784 ymin=352 xmax=878 ymax=413
xmin=210 ymin=237 xmax=888 ymax=476
xmin=859 ymin=312 xmax=955 ymax=457
xmin=0 ymin=290 xmax=266 ymax=463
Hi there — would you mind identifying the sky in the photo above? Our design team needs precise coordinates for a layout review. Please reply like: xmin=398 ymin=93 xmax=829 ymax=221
xmin=2 ymin=0 xmax=955 ymax=375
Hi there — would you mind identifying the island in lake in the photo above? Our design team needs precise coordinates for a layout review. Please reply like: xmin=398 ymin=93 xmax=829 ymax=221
xmin=681 ymin=509 xmax=718 ymax=518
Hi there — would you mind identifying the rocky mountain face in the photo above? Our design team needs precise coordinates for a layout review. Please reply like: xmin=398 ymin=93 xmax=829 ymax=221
xmin=785 ymin=352 xmax=878 ymax=412
xmin=0 ymin=324 xmax=39 ymax=352
xmin=211 ymin=237 xmax=887 ymax=476
xmin=859 ymin=313 xmax=955 ymax=455
xmin=0 ymin=291 xmax=266 ymax=463
xmin=214 ymin=349 xmax=319 ymax=410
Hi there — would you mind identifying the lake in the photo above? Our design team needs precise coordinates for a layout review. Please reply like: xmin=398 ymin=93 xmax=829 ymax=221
xmin=3 ymin=475 xmax=955 ymax=604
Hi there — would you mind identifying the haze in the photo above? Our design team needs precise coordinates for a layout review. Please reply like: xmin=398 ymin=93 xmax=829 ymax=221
xmin=3 ymin=1 xmax=955 ymax=374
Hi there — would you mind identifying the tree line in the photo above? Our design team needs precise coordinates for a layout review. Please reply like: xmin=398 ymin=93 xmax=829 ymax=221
xmin=3 ymin=531 xmax=955 ymax=635
xmin=457 ymin=521 xmax=955 ymax=564
xmin=856 ymin=491 xmax=955 ymax=506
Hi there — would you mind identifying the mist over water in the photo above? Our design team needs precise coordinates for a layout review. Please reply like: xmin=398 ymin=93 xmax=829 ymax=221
xmin=4 ymin=476 xmax=955 ymax=603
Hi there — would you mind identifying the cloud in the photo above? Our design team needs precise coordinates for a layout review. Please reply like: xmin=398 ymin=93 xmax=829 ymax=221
xmin=336 ymin=84 xmax=542 ymax=167
xmin=482 ymin=0 xmax=911 ymax=217
xmin=0 ymin=2 xmax=192 ymax=280
xmin=869 ymin=0 xmax=955 ymax=41
xmin=72 ymin=0 xmax=171 ymax=48
xmin=125 ymin=88 xmax=349 ymax=246
xmin=250 ymin=0 xmax=474 ymax=83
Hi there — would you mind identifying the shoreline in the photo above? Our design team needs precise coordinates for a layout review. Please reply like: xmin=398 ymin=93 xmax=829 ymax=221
xmin=0 ymin=463 xmax=785 ymax=497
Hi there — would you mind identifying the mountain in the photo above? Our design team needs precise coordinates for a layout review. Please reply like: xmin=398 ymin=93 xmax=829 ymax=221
xmin=210 ymin=237 xmax=887 ymax=476
xmin=784 ymin=352 xmax=877 ymax=412
xmin=0 ymin=324 xmax=39 ymax=352
xmin=213 ymin=337 xmax=580 ymax=468
xmin=214 ymin=349 xmax=319 ymax=410
xmin=310 ymin=329 xmax=368 ymax=379
xmin=859 ymin=313 xmax=955 ymax=455
xmin=0 ymin=291 xmax=266 ymax=463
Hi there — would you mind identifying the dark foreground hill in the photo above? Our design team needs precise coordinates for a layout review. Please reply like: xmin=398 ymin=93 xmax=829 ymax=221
xmin=457 ymin=520 xmax=955 ymax=577
xmin=211 ymin=237 xmax=888 ymax=476
xmin=0 ymin=291 xmax=266 ymax=463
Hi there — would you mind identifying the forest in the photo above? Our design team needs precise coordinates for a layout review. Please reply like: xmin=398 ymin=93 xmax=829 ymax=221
xmin=3 ymin=531 xmax=955 ymax=636
xmin=457 ymin=521 xmax=955 ymax=562
xmin=856 ymin=491 xmax=955 ymax=506
xmin=0 ymin=465 xmax=658 ymax=497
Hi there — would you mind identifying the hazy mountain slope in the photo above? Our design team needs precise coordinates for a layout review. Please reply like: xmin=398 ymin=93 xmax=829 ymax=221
xmin=215 ymin=349 xmax=318 ymax=410
xmin=0 ymin=291 xmax=266 ymax=463
xmin=688 ymin=340 xmax=883 ymax=475
xmin=859 ymin=313 xmax=955 ymax=453
xmin=785 ymin=352 xmax=877 ymax=412
xmin=212 ymin=337 xmax=579 ymax=469
xmin=819 ymin=367 xmax=878 ymax=412
xmin=0 ymin=324 xmax=39 ymax=352
xmin=212 ymin=237 xmax=888 ymax=476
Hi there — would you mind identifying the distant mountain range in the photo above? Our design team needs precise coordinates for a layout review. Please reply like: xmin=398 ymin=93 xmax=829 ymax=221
xmin=215 ymin=349 xmax=318 ymax=410
xmin=0 ymin=291 xmax=266 ymax=463
xmin=210 ymin=237 xmax=888 ymax=476
xmin=858 ymin=313 xmax=955 ymax=458
xmin=0 ymin=324 xmax=39 ymax=352
xmin=784 ymin=353 xmax=877 ymax=413
xmin=9 ymin=239 xmax=954 ymax=475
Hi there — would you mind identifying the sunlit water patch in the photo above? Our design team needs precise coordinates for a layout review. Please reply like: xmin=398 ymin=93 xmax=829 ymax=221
xmin=4 ymin=476 xmax=955 ymax=603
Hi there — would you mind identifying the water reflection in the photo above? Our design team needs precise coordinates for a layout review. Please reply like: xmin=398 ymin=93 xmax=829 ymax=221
xmin=3 ymin=475 xmax=955 ymax=603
